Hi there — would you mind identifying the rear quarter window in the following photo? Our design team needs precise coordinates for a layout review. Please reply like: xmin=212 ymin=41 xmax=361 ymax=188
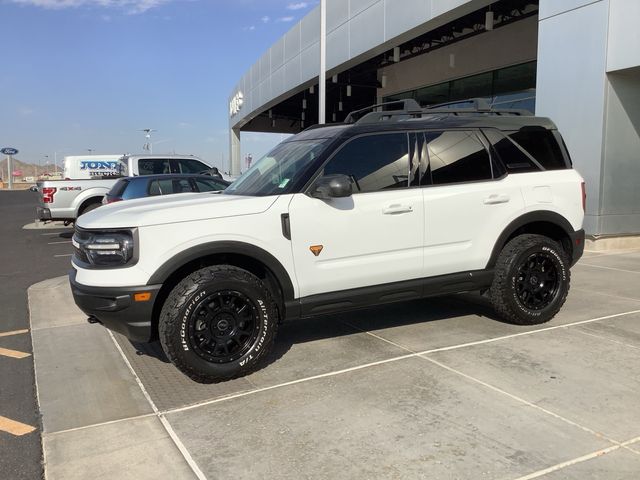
xmin=508 ymin=129 xmax=568 ymax=170
xmin=109 ymin=179 xmax=129 ymax=197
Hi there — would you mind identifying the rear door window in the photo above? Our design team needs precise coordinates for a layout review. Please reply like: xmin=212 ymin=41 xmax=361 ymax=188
xmin=193 ymin=178 xmax=228 ymax=192
xmin=176 ymin=159 xmax=209 ymax=174
xmin=425 ymin=131 xmax=493 ymax=185
xmin=173 ymin=178 xmax=195 ymax=193
xmin=138 ymin=159 xmax=172 ymax=175
xmin=148 ymin=179 xmax=174 ymax=195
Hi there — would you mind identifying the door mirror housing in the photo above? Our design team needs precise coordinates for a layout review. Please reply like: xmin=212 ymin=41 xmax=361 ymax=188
xmin=310 ymin=174 xmax=353 ymax=199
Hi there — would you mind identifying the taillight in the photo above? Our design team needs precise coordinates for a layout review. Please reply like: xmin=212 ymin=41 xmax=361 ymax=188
xmin=106 ymin=196 xmax=122 ymax=204
xmin=581 ymin=182 xmax=586 ymax=212
xmin=42 ymin=187 xmax=57 ymax=204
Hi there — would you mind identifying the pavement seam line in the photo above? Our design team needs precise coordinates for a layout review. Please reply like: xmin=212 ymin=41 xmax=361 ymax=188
xmin=44 ymin=413 xmax=158 ymax=437
xmin=572 ymin=287 xmax=640 ymax=304
xmin=512 ymin=435 xmax=640 ymax=480
xmin=0 ymin=328 xmax=29 ymax=338
xmin=163 ymin=308 xmax=640 ymax=416
xmin=163 ymin=352 xmax=418 ymax=415
xmin=573 ymin=327 xmax=640 ymax=351
xmin=0 ymin=415 xmax=37 ymax=436
xmin=108 ymin=331 xmax=208 ymax=480
xmin=419 ymin=355 xmax=621 ymax=445
xmin=577 ymin=263 xmax=640 ymax=275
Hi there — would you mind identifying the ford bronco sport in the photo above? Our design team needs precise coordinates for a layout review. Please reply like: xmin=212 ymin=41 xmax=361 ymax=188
xmin=70 ymin=99 xmax=585 ymax=383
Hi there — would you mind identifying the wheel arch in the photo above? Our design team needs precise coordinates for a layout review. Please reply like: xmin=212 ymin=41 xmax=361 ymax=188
xmin=486 ymin=211 xmax=575 ymax=269
xmin=147 ymin=241 xmax=296 ymax=338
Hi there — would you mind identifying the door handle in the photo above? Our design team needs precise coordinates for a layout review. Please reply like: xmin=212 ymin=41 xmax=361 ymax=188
xmin=383 ymin=204 xmax=413 ymax=215
xmin=484 ymin=194 xmax=510 ymax=205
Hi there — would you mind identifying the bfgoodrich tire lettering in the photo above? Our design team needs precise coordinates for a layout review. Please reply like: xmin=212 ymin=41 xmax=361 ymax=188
xmin=159 ymin=265 xmax=279 ymax=383
xmin=489 ymin=234 xmax=570 ymax=325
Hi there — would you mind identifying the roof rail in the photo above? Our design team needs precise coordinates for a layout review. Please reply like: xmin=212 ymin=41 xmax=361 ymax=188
xmin=344 ymin=99 xmax=422 ymax=124
xmin=346 ymin=97 xmax=532 ymax=125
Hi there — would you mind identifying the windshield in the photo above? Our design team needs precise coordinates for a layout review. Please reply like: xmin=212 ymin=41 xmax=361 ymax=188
xmin=225 ymin=140 xmax=328 ymax=196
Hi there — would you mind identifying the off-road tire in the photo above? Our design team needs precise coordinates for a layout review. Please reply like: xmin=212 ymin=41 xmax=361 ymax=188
xmin=159 ymin=265 xmax=279 ymax=383
xmin=489 ymin=234 xmax=570 ymax=325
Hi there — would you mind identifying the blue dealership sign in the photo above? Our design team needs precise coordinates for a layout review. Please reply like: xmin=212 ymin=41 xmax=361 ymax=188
xmin=1 ymin=147 xmax=19 ymax=155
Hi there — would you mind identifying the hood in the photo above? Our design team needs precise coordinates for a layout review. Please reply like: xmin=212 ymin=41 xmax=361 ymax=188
xmin=77 ymin=192 xmax=278 ymax=229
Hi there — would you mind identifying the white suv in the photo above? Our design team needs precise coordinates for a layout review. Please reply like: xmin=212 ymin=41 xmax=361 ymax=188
xmin=70 ymin=100 xmax=586 ymax=383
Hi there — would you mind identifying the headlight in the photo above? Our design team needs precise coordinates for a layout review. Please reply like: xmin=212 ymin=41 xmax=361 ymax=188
xmin=73 ymin=228 xmax=136 ymax=267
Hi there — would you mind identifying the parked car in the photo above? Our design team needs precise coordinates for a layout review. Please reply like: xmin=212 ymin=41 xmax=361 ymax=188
xmin=103 ymin=174 xmax=230 ymax=204
xmin=36 ymin=154 xmax=213 ymax=223
xmin=70 ymin=98 xmax=585 ymax=384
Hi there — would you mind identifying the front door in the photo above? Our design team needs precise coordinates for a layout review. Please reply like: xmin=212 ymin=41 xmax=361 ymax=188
xmin=288 ymin=132 xmax=424 ymax=298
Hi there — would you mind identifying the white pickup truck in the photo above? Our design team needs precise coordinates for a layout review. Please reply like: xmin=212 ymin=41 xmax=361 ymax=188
xmin=37 ymin=154 xmax=212 ymax=223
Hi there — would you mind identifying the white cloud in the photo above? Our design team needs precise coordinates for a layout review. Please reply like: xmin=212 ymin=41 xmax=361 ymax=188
xmin=9 ymin=0 xmax=171 ymax=14
xmin=261 ymin=15 xmax=270 ymax=23
xmin=243 ymin=25 xmax=256 ymax=31
xmin=286 ymin=2 xmax=308 ymax=10
xmin=276 ymin=15 xmax=294 ymax=22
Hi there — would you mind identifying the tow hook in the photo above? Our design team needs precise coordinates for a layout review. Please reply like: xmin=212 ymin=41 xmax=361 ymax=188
xmin=87 ymin=316 xmax=102 ymax=325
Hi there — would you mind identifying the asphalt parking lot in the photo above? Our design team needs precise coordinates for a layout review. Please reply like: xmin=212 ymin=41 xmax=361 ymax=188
xmin=27 ymin=242 xmax=640 ymax=479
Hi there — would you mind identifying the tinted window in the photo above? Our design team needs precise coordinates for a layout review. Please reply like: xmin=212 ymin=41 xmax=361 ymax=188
xmin=178 ymin=159 xmax=209 ymax=174
xmin=323 ymin=133 xmax=409 ymax=193
xmin=138 ymin=159 xmax=171 ymax=175
xmin=509 ymin=130 xmax=567 ymax=170
xmin=483 ymin=129 xmax=539 ymax=173
xmin=173 ymin=179 xmax=195 ymax=193
xmin=109 ymin=179 xmax=129 ymax=197
xmin=148 ymin=179 xmax=173 ymax=196
xmin=426 ymin=131 xmax=492 ymax=185
xmin=194 ymin=178 xmax=228 ymax=192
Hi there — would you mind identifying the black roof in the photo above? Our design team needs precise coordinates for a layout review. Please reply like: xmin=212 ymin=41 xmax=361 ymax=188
xmin=287 ymin=98 xmax=557 ymax=143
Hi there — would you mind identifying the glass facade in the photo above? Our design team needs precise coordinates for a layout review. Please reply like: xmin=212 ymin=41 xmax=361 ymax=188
xmin=384 ymin=61 xmax=537 ymax=112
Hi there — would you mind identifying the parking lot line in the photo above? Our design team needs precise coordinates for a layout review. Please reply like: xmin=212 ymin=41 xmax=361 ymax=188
xmin=53 ymin=254 xmax=72 ymax=258
xmin=573 ymin=287 xmax=640 ymax=304
xmin=0 ymin=347 xmax=31 ymax=359
xmin=0 ymin=416 xmax=36 ymax=436
xmin=513 ymin=436 xmax=640 ymax=480
xmin=47 ymin=241 xmax=72 ymax=245
xmin=0 ymin=328 xmax=29 ymax=338
xmin=574 ymin=326 xmax=640 ymax=351
xmin=41 ymin=232 xmax=65 ymax=236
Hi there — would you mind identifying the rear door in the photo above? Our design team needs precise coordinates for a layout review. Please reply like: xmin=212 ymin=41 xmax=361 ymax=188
xmin=420 ymin=129 xmax=525 ymax=276
xmin=288 ymin=132 xmax=425 ymax=298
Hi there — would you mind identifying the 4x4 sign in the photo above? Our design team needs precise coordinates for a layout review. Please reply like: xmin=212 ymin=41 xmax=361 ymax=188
xmin=1 ymin=147 xmax=19 ymax=156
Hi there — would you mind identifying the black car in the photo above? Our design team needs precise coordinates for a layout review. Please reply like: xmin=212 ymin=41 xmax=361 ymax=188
xmin=104 ymin=174 xmax=230 ymax=204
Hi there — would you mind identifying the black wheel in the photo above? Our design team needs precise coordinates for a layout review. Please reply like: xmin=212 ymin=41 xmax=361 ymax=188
xmin=159 ymin=265 xmax=279 ymax=383
xmin=79 ymin=202 xmax=101 ymax=216
xmin=489 ymin=234 xmax=570 ymax=325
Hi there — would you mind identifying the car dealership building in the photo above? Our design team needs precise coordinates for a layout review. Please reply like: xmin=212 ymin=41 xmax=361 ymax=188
xmin=229 ymin=0 xmax=640 ymax=238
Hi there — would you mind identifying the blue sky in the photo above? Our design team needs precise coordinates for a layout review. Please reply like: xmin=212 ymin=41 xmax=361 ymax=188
xmin=1 ymin=0 xmax=314 ymax=172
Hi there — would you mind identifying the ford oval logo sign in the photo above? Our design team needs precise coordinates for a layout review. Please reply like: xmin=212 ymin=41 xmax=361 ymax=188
xmin=1 ymin=147 xmax=18 ymax=155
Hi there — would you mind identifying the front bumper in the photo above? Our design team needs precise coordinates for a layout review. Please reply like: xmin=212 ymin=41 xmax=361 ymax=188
xmin=37 ymin=207 xmax=52 ymax=221
xmin=69 ymin=269 xmax=162 ymax=343
xmin=570 ymin=229 xmax=586 ymax=266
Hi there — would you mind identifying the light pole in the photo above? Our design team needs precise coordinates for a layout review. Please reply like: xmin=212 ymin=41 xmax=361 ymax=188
xmin=87 ymin=149 xmax=94 ymax=154
xmin=319 ymin=0 xmax=326 ymax=124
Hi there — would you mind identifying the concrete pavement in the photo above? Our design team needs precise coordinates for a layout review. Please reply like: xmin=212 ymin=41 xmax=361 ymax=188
xmin=29 ymin=248 xmax=640 ymax=479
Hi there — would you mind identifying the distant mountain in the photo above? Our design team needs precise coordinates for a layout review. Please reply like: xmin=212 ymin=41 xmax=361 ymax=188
xmin=0 ymin=158 xmax=60 ymax=180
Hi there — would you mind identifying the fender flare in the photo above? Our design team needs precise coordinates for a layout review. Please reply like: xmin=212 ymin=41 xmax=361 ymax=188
xmin=72 ymin=187 xmax=110 ymax=215
xmin=146 ymin=241 xmax=296 ymax=302
xmin=485 ymin=211 xmax=575 ymax=269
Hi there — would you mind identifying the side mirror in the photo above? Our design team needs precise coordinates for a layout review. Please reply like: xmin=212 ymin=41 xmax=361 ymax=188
xmin=310 ymin=174 xmax=353 ymax=199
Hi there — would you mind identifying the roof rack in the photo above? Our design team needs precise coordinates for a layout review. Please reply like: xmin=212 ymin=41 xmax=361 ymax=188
xmin=344 ymin=99 xmax=422 ymax=124
xmin=346 ymin=97 xmax=532 ymax=124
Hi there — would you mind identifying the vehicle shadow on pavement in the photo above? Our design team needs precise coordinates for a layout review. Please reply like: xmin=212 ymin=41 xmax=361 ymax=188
xmin=129 ymin=294 xmax=506 ymax=361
